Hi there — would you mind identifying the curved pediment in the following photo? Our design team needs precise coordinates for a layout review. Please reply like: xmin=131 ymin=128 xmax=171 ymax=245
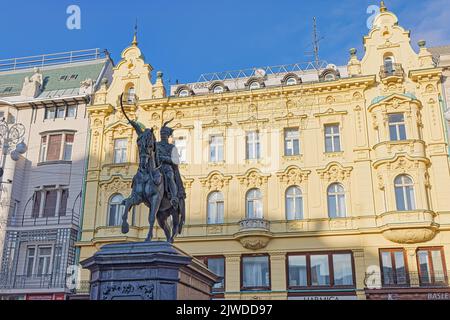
xmin=237 ymin=168 xmax=271 ymax=188
xmin=316 ymin=162 xmax=353 ymax=182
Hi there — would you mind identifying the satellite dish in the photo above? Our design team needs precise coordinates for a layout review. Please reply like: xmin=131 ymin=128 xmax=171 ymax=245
xmin=254 ymin=68 xmax=266 ymax=78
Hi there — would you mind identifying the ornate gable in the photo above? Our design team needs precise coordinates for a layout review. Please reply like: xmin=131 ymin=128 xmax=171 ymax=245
xmin=316 ymin=162 xmax=353 ymax=182
xmin=276 ymin=166 xmax=311 ymax=185
xmin=199 ymin=171 xmax=232 ymax=191
xmin=237 ymin=169 xmax=270 ymax=188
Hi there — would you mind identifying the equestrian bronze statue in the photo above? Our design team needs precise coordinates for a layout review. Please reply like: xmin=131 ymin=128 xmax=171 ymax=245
xmin=119 ymin=94 xmax=186 ymax=243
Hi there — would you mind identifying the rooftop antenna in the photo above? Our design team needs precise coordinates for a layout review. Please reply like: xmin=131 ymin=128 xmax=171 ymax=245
xmin=305 ymin=17 xmax=325 ymax=74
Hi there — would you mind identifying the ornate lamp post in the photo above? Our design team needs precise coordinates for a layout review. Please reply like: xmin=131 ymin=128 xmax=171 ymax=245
xmin=0 ymin=117 xmax=27 ymax=265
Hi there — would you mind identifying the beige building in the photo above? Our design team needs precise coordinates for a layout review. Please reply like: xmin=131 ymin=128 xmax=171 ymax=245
xmin=77 ymin=3 xmax=450 ymax=300
xmin=0 ymin=49 xmax=113 ymax=300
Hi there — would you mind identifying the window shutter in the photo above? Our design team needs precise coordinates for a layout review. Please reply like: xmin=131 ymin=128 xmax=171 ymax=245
xmin=31 ymin=192 xmax=41 ymax=218
xmin=43 ymin=190 xmax=58 ymax=217
xmin=59 ymin=189 xmax=69 ymax=216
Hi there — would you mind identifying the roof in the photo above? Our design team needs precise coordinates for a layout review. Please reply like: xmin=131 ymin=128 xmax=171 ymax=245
xmin=0 ymin=49 xmax=111 ymax=101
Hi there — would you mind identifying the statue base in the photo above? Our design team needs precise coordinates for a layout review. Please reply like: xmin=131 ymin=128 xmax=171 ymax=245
xmin=80 ymin=241 xmax=219 ymax=300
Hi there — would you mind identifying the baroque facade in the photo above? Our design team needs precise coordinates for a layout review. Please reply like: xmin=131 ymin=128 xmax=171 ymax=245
xmin=0 ymin=49 xmax=113 ymax=300
xmin=77 ymin=4 xmax=450 ymax=300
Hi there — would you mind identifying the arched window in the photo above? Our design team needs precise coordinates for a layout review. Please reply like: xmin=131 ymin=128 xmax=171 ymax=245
xmin=179 ymin=89 xmax=189 ymax=97
xmin=327 ymin=183 xmax=346 ymax=218
xmin=286 ymin=186 xmax=303 ymax=220
xmin=108 ymin=194 xmax=125 ymax=226
xmin=207 ymin=191 xmax=224 ymax=224
xmin=213 ymin=86 xmax=224 ymax=94
xmin=249 ymin=82 xmax=261 ymax=90
xmin=246 ymin=188 xmax=263 ymax=219
xmin=324 ymin=73 xmax=336 ymax=81
xmin=127 ymin=86 xmax=136 ymax=103
xmin=384 ymin=56 xmax=395 ymax=74
xmin=286 ymin=77 xmax=297 ymax=86
xmin=395 ymin=175 xmax=416 ymax=211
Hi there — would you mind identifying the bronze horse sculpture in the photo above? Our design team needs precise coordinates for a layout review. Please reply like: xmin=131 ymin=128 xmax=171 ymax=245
xmin=119 ymin=94 xmax=185 ymax=243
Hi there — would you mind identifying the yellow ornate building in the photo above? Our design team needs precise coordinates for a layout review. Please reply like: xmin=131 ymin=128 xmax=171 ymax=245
xmin=77 ymin=4 xmax=450 ymax=300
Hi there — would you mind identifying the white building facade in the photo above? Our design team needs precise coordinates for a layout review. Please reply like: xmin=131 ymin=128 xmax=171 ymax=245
xmin=0 ymin=49 xmax=113 ymax=300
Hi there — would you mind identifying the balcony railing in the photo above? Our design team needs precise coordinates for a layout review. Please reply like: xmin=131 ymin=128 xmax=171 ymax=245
xmin=364 ymin=271 xmax=449 ymax=289
xmin=379 ymin=63 xmax=404 ymax=79
xmin=122 ymin=93 xmax=138 ymax=105
xmin=7 ymin=214 xmax=80 ymax=228
xmin=0 ymin=273 xmax=67 ymax=290
xmin=239 ymin=218 xmax=270 ymax=232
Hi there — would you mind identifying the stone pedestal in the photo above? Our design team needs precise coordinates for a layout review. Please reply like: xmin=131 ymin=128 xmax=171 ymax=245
xmin=80 ymin=241 xmax=219 ymax=300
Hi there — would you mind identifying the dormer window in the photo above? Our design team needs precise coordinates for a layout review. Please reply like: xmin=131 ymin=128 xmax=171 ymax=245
xmin=126 ymin=86 xmax=136 ymax=104
xmin=384 ymin=56 xmax=395 ymax=74
xmin=213 ymin=86 xmax=224 ymax=94
xmin=179 ymin=89 xmax=189 ymax=97
xmin=286 ymin=77 xmax=297 ymax=86
xmin=325 ymin=74 xmax=336 ymax=81
xmin=249 ymin=82 xmax=261 ymax=90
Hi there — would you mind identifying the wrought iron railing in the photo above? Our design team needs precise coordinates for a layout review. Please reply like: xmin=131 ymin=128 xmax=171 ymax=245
xmin=239 ymin=218 xmax=270 ymax=232
xmin=379 ymin=63 xmax=404 ymax=79
xmin=364 ymin=271 xmax=449 ymax=289
xmin=7 ymin=214 xmax=80 ymax=228
xmin=0 ymin=273 xmax=67 ymax=290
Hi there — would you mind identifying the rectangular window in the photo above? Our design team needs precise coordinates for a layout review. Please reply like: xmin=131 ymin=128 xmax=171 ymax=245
xmin=43 ymin=190 xmax=58 ymax=217
xmin=114 ymin=139 xmax=128 ymax=164
xmin=59 ymin=189 xmax=69 ymax=216
xmin=389 ymin=113 xmax=407 ymax=141
xmin=56 ymin=107 xmax=66 ymax=118
xmin=380 ymin=249 xmax=408 ymax=286
xmin=31 ymin=191 xmax=41 ymax=218
xmin=209 ymin=135 xmax=224 ymax=162
xmin=324 ymin=124 xmax=341 ymax=153
xmin=417 ymin=248 xmax=447 ymax=285
xmin=36 ymin=246 xmax=52 ymax=276
xmin=284 ymin=128 xmax=300 ymax=156
xmin=63 ymin=134 xmax=74 ymax=161
xmin=25 ymin=247 xmax=36 ymax=277
xmin=175 ymin=137 xmax=187 ymax=163
xmin=246 ymin=131 xmax=260 ymax=160
xmin=67 ymin=106 xmax=77 ymax=118
xmin=242 ymin=255 xmax=270 ymax=289
xmin=287 ymin=252 xmax=354 ymax=289
xmin=207 ymin=257 xmax=225 ymax=291
xmin=288 ymin=255 xmax=307 ymax=287
xmin=46 ymin=134 xmax=62 ymax=161
xmin=45 ymin=108 xmax=56 ymax=120
xmin=39 ymin=136 xmax=47 ymax=162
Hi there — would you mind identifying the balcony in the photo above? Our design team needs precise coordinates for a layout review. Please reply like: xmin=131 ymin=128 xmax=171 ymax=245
xmin=373 ymin=139 xmax=426 ymax=160
xmin=365 ymin=271 xmax=449 ymax=289
xmin=377 ymin=210 xmax=439 ymax=244
xmin=7 ymin=214 xmax=80 ymax=228
xmin=233 ymin=218 xmax=273 ymax=250
xmin=0 ymin=273 xmax=67 ymax=291
xmin=379 ymin=63 xmax=404 ymax=80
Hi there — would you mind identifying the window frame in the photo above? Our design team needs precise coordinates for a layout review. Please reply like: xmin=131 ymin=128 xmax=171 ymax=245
xmin=246 ymin=131 xmax=260 ymax=160
xmin=284 ymin=127 xmax=300 ymax=156
xmin=394 ymin=174 xmax=416 ymax=211
xmin=324 ymin=124 xmax=341 ymax=153
xmin=327 ymin=183 xmax=346 ymax=218
xmin=241 ymin=254 xmax=271 ymax=291
xmin=416 ymin=247 xmax=448 ymax=286
xmin=378 ymin=248 xmax=410 ymax=287
xmin=38 ymin=131 xmax=76 ymax=163
xmin=195 ymin=255 xmax=226 ymax=295
xmin=285 ymin=186 xmax=303 ymax=220
xmin=286 ymin=251 xmax=356 ymax=290
xmin=209 ymin=134 xmax=224 ymax=163
xmin=174 ymin=136 xmax=187 ymax=164
xmin=108 ymin=193 xmax=125 ymax=226
xmin=207 ymin=191 xmax=225 ymax=225
xmin=113 ymin=138 xmax=128 ymax=164
xmin=388 ymin=113 xmax=407 ymax=141
xmin=246 ymin=188 xmax=263 ymax=219
xmin=24 ymin=244 xmax=54 ymax=277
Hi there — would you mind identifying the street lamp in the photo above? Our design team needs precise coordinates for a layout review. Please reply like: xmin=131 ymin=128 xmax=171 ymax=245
xmin=0 ymin=117 xmax=27 ymax=179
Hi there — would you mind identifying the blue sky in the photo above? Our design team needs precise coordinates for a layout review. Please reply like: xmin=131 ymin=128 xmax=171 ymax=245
xmin=1 ymin=0 xmax=449 ymax=84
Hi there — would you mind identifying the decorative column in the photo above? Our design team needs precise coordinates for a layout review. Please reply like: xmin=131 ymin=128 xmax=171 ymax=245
xmin=224 ymin=254 xmax=241 ymax=299
xmin=269 ymin=252 xmax=287 ymax=299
